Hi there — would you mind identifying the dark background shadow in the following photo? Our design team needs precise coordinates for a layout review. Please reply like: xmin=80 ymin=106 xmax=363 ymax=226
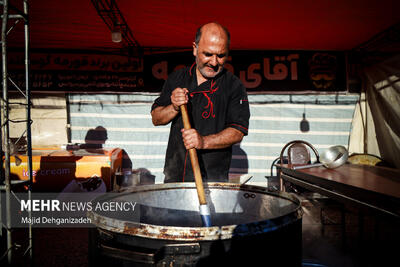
xmin=78 ymin=126 xmax=136 ymax=189
xmin=80 ymin=126 xmax=108 ymax=150
xmin=229 ymin=143 xmax=249 ymax=182
xmin=80 ymin=125 xmax=133 ymax=173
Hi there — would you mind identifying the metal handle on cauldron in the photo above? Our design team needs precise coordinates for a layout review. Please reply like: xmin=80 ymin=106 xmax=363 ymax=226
xmin=180 ymin=104 xmax=212 ymax=227
xmin=99 ymin=243 xmax=201 ymax=264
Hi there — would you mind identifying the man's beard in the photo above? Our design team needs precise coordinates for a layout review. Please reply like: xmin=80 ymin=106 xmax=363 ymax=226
xmin=196 ymin=56 xmax=223 ymax=79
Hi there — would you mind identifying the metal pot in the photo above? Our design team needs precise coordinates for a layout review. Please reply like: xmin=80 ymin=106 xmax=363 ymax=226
xmin=293 ymin=145 xmax=348 ymax=170
xmin=88 ymin=182 xmax=303 ymax=266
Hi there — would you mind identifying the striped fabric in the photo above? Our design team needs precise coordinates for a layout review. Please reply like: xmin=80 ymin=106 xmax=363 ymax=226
xmin=68 ymin=93 xmax=359 ymax=184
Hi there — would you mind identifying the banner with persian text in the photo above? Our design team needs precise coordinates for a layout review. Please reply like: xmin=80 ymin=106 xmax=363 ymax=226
xmin=8 ymin=52 xmax=144 ymax=92
xmin=7 ymin=50 xmax=346 ymax=92
xmin=145 ymin=50 xmax=347 ymax=92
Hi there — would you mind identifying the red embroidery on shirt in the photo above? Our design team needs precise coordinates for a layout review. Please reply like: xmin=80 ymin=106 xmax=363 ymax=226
xmin=190 ymin=80 xmax=218 ymax=119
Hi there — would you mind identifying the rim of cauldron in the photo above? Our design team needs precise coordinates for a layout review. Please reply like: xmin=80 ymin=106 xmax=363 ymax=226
xmin=87 ymin=182 xmax=302 ymax=241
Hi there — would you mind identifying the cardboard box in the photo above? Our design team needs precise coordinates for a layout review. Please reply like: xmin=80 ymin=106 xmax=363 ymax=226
xmin=9 ymin=148 xmax=126 ymax=192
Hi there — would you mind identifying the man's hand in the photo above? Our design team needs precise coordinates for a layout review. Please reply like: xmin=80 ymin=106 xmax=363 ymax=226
xmin=181 ymin=128 xmax=204 ymax=150
xmin=171 ymin=87 xmax=189 ymax=111
xmin=151 ymin=87 xmax=189 ymax=126
xmin=181 ymin=127 xmax=244 ymax=150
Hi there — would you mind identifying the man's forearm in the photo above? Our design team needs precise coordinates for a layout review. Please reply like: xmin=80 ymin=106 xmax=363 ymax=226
xmin=151 ymin=105 xmax=179 ymax=125
xmin=202 ymin=127 xmax=244 ymax=149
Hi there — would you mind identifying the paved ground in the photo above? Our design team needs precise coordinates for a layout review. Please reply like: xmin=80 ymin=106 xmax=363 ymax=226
xmin=301 ymin=196 xmax=399 ymax=267
xmin=1 ymin=228 xmax=89 ymax=267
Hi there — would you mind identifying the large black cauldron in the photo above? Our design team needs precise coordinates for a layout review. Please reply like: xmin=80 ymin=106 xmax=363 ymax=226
xmin=88 ymin=182 xmax=302 ymax=266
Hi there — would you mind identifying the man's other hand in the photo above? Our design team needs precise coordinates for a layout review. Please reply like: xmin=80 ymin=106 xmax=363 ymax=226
xmin=181 ymin=128 xmax=204 ymax=150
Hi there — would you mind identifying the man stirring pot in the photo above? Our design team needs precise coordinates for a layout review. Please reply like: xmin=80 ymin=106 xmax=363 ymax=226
xmin=151 ymin=22 xmax=250 ymax=183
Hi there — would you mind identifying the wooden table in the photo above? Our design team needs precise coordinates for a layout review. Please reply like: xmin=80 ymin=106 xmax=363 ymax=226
xmin=278 ymin=163 xmax=400 ymax=219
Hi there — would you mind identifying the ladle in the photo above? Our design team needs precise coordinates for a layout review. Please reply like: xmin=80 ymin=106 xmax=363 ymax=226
xmin=293 ymin=145 xmax=348 ymax=170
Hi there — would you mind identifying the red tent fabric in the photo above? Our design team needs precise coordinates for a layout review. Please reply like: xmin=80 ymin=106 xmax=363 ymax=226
xmin=7 ymin=0 xmax=400 ymax=52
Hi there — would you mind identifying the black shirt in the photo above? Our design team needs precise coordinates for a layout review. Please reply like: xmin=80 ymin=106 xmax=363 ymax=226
xmin=152 ymin=64 xmax=250 ymax=182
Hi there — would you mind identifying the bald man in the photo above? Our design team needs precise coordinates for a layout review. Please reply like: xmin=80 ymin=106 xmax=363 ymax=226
xmin=151 ymin=22 xmax=250 ymax=183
